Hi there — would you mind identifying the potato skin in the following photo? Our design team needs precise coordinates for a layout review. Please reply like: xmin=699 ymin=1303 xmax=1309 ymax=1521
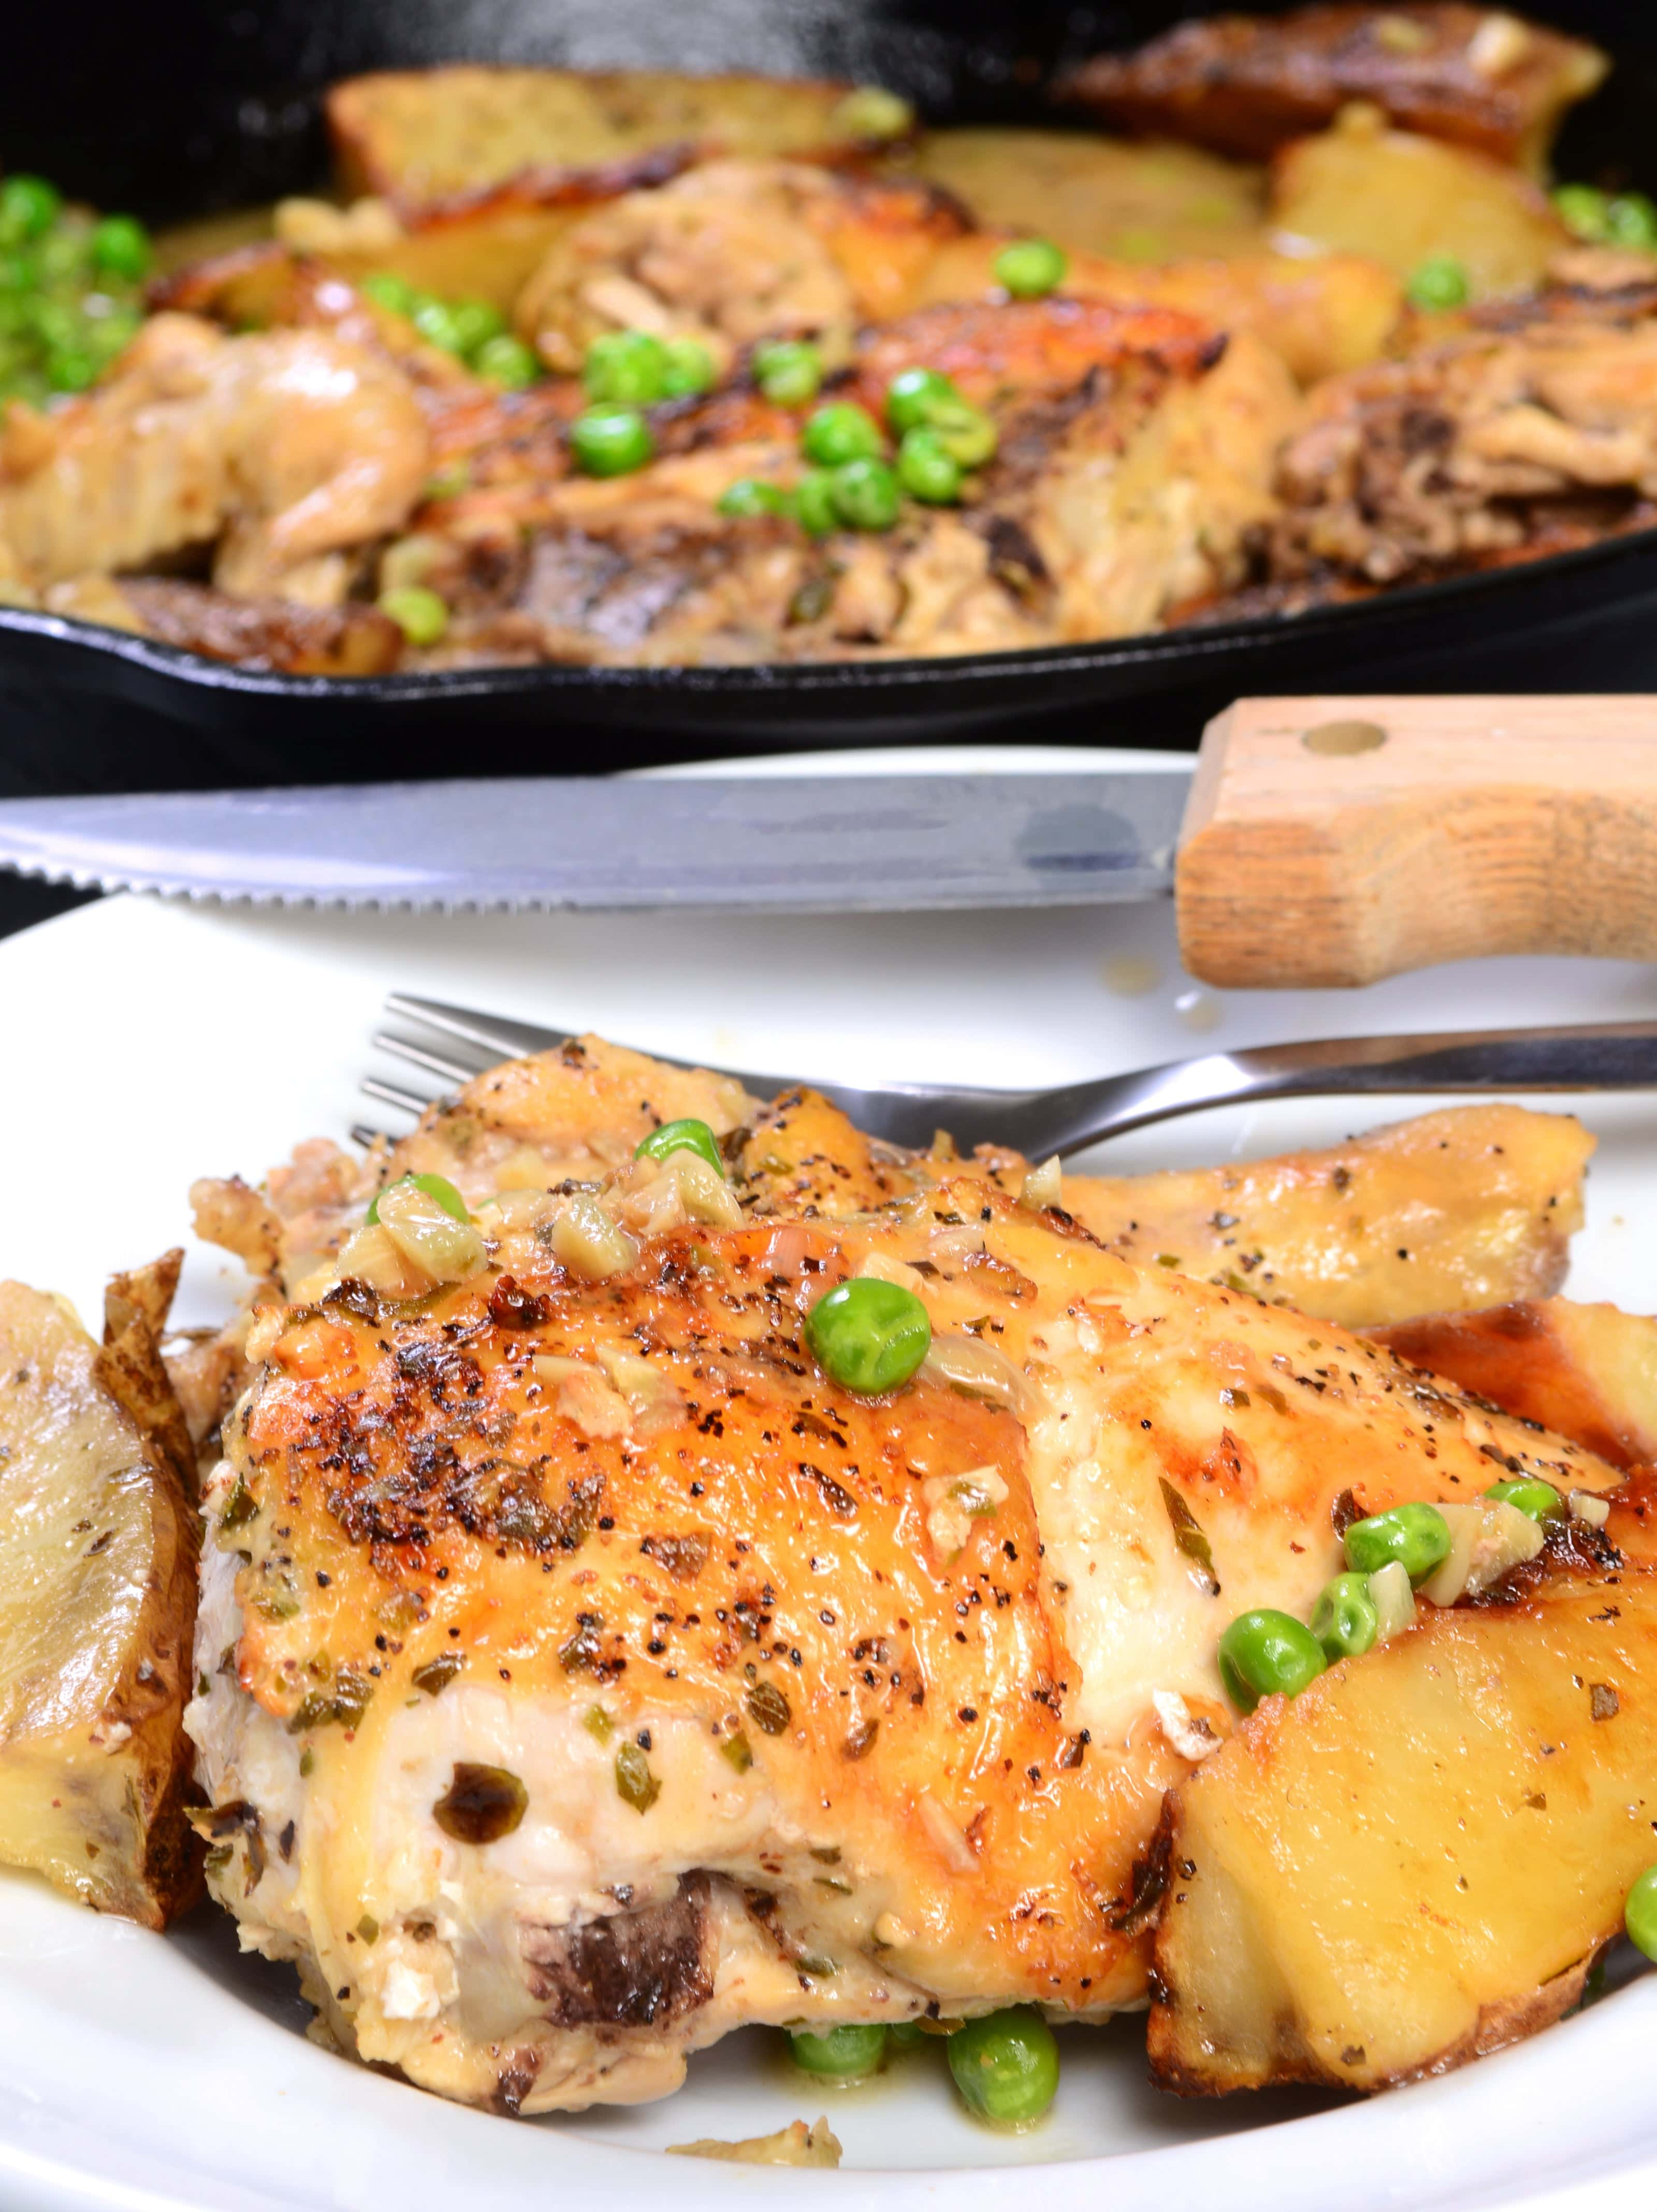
xmin=0 ymin=1267 xmax=201 ymax=1929
xmin=1148 ymin=1551 xmax=1655 ymax=2094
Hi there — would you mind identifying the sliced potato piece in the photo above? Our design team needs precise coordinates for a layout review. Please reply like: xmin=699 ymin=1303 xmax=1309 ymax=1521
xmin=1270 ymin=105 xmax=1566 ymax=297
xmin=1060 ymin=1102 xmax=1592 ymax=1328
xmin=1376 ymin=1296 xmax=1657 ymax=1468
xmin=0 ymin=1270 xmax=199 ymax=1927
xmin=1149 ymin=1559 xmax=1656 ymax=2093
xmin=327 ymin=66 xmax=912 ymax=217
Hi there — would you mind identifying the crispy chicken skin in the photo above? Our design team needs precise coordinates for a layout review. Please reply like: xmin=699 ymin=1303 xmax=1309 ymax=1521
xmin=185 ymin=1039 xmax=1616 ymax=2112
xmin=0 ymin=313 xmax=428 ymax=608
xmin=1059 ymin=6 xmax=1607 ymax=171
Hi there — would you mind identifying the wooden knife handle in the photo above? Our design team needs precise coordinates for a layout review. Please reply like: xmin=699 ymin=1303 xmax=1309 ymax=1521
xmin=1175 ymin=695 xmax=1657 ymax=990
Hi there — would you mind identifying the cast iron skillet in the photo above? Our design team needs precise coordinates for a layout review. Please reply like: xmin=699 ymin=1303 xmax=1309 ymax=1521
xmin=2 ymin=0 xmax=1654 ymax=791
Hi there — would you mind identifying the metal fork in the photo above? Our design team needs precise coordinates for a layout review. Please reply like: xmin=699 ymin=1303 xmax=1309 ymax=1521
xmin=361 ymin=993 xmax=1657 ymax=1158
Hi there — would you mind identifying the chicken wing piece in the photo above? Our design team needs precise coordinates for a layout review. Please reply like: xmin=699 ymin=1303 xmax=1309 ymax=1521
xmin=186 ymin=1158 xmax=1621 ymax=2112
xmin=1058 ymin=6 xmax=1607 ymax=173
xmin=0 ymin=312 xmax=429 ymax=608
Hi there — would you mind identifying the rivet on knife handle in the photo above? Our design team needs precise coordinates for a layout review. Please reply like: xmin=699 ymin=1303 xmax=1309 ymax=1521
xmin=1174 ymin=694 xmax=1657 ymax=990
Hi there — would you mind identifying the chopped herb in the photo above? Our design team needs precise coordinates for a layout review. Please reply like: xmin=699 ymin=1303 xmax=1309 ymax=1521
xmin=615 ymin=1740 xmax=661 ymax=1813
xmin=356 ymin=1914 xmax=379 ymax=1944
xmin=720 ymin=1728 xmax=754 ymax=1771
xmin=411 ymin=1652 xmax=463 ymax=1697
xmin=584 ymin=1704 xmax=614 ymax=1742
xmin=1159 ymin=1477 xmax=1219 ymax=1594
xmin=219 ymin=1477 xmax=257 ymax=1533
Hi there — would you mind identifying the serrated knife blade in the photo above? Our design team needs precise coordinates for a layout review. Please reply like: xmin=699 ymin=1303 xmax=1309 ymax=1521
xmin=0 ymin=770 xmax=1190 ymax=914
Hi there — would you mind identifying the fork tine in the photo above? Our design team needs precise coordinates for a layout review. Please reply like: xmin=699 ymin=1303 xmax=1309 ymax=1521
xmin=351 ymin=1123 xmax=390 ymax=1149
xmin=385 ymin=992 xmax=570 ymax=1063
xmin=373 ymin=1029 xmax=487 ymax=1087
xmin=360 ymin=1074 xmax=436 ymax=1117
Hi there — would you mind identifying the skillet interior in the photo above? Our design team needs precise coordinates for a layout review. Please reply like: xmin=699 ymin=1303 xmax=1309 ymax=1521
xmin=3 ymin=0 xmax=1656 ymax=784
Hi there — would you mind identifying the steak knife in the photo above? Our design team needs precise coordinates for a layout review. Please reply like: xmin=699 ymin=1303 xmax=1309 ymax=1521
xmin=3 ymin=694 xmax=1656 ymax=988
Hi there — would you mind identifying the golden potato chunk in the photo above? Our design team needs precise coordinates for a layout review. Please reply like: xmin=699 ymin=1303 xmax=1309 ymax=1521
xmin=327 ymin=66 xmax=912 ymax=215
xmin=1149 ymin=1559 xmax=1656 ymax=2093
xmin=0 ymin=1270 xmax=199 ymax=1927
xmin=1270 ymin=105 xmax=1566 ymax=298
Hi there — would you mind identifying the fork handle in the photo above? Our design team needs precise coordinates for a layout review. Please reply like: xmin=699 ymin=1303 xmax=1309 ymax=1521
xmin=1175 ymin=695 xmax=1657 ymax=989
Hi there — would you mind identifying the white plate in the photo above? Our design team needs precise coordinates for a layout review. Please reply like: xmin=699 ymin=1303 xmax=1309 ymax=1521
xmin=5 ymin=745 xmax=1657 ymax=2212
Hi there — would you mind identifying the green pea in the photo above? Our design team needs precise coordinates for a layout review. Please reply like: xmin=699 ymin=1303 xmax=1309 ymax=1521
xmin=86 ymin=306 xmax=142 ymax=360
xmin=831 ymin=454 xmax=899 ymax=531
xmin=1553 ymin=183 xmax=1610 ymax=242
xmin=367 ymin=1171 xmax=468 ymax=1225
xmin=1407 ymin=256 xmax=1470 ymax=311
xmin=795 ymin=468 xmax=839 ymax=537
xmin=995 ymin=238 xmax=1067 ymax=299
xmin=91 ymin=214 xmax=152 ymax=284
xmin=897 ymin=425 xmax=963 ymax=504
xmin=46 ymin=348 xmax=96 ymax=394
xmin=411 ymin=296 xmax=466 ymax=354
xmin=753 ymin=338 xmax=821 ymax=406
xmin=947 ymin=2008 xmax=1059 ymax=2127
xmin=634 ymin=1117 xmax=725 ymax=1175
xmin=1484 ymin=1476 xmax=1564 ymax=1524
xmin=802 ymin=401 xmax=883 ymax=468
xmin=473 ymin=332 xmax=539 ymax=388
xmin=378 ymin=585 xmax=449 ymax=647
xmin=806 ymin=1277 xmax=931 ymax=1395
xmin=0 ymin=252 xmax=36 ymax=295
xmin=926 ymin=394 xmax=997 ymax=468
xmin=661 ymin=337 xmax=716 ymax=397
xmin=449 ymin=299 xmax=507 ymax=358
xmin=1217 ymin=1608 xmax=1326 ymax=1712
xmin=0 ymin=176 xmax=62 ymax=245
xmin=833 ymin=85 xmax=914 ymax=142
xmin=362 ymin=270 xmax=416 ymax=317
xmin=583 ymin=328 xmax=667 ymax=404
xmin=1343 ymin=1503 xmax=1452 ymax=1584
xmin=887 ymin=2018 xmax=928 ymax=2049
xmin=787 ymin=2022 xmax=888 ymax=2078
xmin=1308 ymin=1572 xmax=1378 ymax=1663
xmin=570 ymin=404 xmax=655 ymax=477
xmin=1607 ymin=193 xmax=1657 ymax=250
xmin=718 ymin=475 xmax=790 ymax=518
xmin=1626 ymin=1865 xmax=1657 ymax=1960
xmin=886 ymin=366 xmax=960 ymax=433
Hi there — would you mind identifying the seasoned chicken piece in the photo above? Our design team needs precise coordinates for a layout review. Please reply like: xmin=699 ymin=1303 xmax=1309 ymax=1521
xmin=1058 ymin=6 xmax=1607 ymax=172
xmin=187 ymin=1165 xmax=1622 ymax=2112
xmin=915 ymin=236 xmax=1401 ymax=383
xmin=1268 ymin=312 xmax=1657 ymax=587
xmin=740 ymin=1090 xmax=1589 ymax=1328
xmin=1375 ymin=1295 xmax=1657 ymax=1467
xmin=0 ymin=312 xmax=428 ymax=608
xmin=415 ymin=298 xmax=1297 ymax=666
xmin=47 ymin=576 xmax=403 ymax=675
xmin=514 ymin=161 xmax=968 ymax=375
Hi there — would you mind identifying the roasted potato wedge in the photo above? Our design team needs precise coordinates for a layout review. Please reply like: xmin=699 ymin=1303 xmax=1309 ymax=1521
xmin=1058 ymin=1102 xmax=1592 ymax=1329
xmin=1270 ymin=105 xmax=1567 ymax=298
xmin=327 ymin=66 xmax=914 ymax=217
xmin=1059 ymin=6 xmax=1607 ymax=173
xmin=900 ymin=127 xmax=1267 ymax=263
xmin=0 ymin=1266 xmax=199 ymax=1927
xmin=1377 ymin=1296 xmax=1657 ymax=1468
xmin=1149 ymin=1551 xmax=1655 ymax=2093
